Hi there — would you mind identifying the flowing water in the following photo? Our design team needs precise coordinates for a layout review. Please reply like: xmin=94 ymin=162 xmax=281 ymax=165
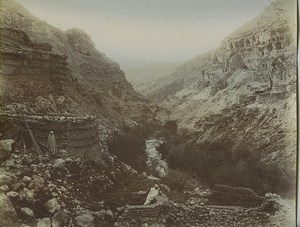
xmin=145 ymin=139 xmax=168 ymax=177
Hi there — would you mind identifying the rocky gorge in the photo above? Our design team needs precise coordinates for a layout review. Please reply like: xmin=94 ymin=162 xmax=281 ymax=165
xmin=0 ymin=0 xmax=297 ymax=226
xmin=140 ymin=0 xmax=297 ymax=199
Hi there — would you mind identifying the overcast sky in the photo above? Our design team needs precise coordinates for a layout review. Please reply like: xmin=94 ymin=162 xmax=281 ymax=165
xmin=16 ymin=0 xmax=271 ymax=62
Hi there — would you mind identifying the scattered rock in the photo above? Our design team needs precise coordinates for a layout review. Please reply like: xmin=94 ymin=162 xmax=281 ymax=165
xmin=0 ymin=193 xmax=17 ymax=225
xmin=6 ymin=191 xmax=19 ymax=199
xmin=58 ymin=149 xmax=68 ymax=157
xmin=5 ymin=157 xmax=15 ymax=167
xmin=105 ymin=209 xmax=114 ymax=219
xmin=12 ymin=182 xmax=23 ymax=191
xmin=37 ymin=218 xmax=51 ymax=227
xmin=20 ymin=188 xmax=35 ymax=203
xmin=53 ymin=158 xmax=66 ymax=168
xmin=44 ymin=170 xmax=51 ymax=179
xmin=146 ymin=175 xmax=160 ymax=181
xmin=71 ymin=199 xmax=82 ymax=205
xmin=20 ymin=207 xmax=34 ymax=217
xmin=29 ymin=175 xmax=44 ymax=189
xmin=75 ymin=211 xmax=94 ymax=227
xmin=0 ymin=172 xmax=14 ymax=186
xmin=52 ymin=210 xmax=70 ymax=227
xmin=0 ymin=139 xmax=15 ymax=162
xmin=0 ymin=184 xmax=9 ymax=192
xmin=45 ymin=198 xmax=60 ymax=213
xmin=22 ymin=176 xmax=32 ymax=184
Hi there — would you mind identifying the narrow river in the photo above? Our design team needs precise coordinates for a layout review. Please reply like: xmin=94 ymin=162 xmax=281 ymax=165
xmin=145 ymin=139 xmax=168 ymax=177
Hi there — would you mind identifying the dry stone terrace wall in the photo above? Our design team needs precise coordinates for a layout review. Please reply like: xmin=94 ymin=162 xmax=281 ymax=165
xmin=0 ymin=113 xmax=102 ymax=158
xmin=115 ymin=202 xmax=271 ymax=227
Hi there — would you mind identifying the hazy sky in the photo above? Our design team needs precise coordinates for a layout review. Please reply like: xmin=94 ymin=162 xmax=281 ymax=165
xmin=16 ymin=0 xmax=271 ymax=62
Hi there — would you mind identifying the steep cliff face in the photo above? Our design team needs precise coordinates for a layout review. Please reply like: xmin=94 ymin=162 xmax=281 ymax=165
xmin=144 ymin=0 xmax=297 ymax=192
xmin=0 ymin=0 xmax=151 ymax=126
xmin=144 ymin=0 xmax=296 ymax=102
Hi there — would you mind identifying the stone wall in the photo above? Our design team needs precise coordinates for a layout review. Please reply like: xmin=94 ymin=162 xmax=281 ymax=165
xmin=115 ymin=202 xmax=271 ymax=227
xmin=0 ymin=113 xmax=102 ymax=158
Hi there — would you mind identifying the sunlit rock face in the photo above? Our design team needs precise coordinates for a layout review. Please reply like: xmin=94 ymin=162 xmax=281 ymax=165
xmin=140 ymin=0 xmax=297 ymax=197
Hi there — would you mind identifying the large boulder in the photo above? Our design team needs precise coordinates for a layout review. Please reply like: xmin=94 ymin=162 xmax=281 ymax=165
xmin=20 ymin=207 xmax=34 ymax=217
xmin=37 ymin=218 xmax=52 ymax=227
xmin=0 ymin=193 xmax=17 ymax=225
xmin=52 ymin=210 xmax=70 ymax=227
xmin=213 ymin=184 xmax=258 ymax=197
xmin=0 ymin=139 xmax=15 ymax=162
xmin=233 ymin=186 xmax=258 ymax=197
xmin=75 ymin=211 xmax=94 ymax=227
xmin=44 ymin=198 xmax=60 ymax=214
xmin=213 ymin=184 xmax=233 ymax=194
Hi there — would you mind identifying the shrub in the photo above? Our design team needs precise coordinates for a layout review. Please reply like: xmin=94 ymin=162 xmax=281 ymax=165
xmin=108 ymin=121 xmax=165 ymax=172
xmin=161 ymin=169 xmax=198 ymax=193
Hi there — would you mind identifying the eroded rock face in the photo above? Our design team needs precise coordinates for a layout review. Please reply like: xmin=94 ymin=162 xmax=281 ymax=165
xmin=0 ymin=0 xmax=152 ymax=128
xmin=139 ymin=0 xmax=296 ymax=197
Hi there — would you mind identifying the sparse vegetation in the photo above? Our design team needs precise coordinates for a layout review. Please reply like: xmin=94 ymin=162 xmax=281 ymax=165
xmin=108 ymin=120 xmax=175 ymax=172
xmin=161 ymin=169 xmax=198 ymax=193
xmin=158 ymin=134 xmax=295 ymax=197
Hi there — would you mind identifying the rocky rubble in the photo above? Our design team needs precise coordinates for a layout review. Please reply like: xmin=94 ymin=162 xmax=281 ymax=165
xmin=0 ymin=138 xmax=146 ymax=226
xmin=115 ymin=199 xmax=291 ymax=227
xmin=0 ymin=133 xmax=294 ymax=227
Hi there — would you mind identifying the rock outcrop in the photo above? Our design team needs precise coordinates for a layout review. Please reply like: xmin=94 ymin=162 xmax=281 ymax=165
xmin=143 ymin=0 xmax=296 ymax=102
xmin=0 ymin=0 xmax=151 ymax=127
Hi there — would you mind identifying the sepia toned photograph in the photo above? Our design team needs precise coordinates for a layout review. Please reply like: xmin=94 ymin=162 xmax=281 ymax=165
xmin=0 ymin=0 xmax=297 ymax=226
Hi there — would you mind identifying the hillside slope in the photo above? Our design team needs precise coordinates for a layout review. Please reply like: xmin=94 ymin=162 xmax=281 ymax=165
xmin=0 ymin=0 xmax=152 ymax=127
xmin=148 ymin=0 xmax=297 ymax=196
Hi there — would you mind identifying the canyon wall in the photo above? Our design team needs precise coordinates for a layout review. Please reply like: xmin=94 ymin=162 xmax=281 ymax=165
xmin=140 ymin=0 xmax=297 ymax=197
xmin=0 ymin=0 xmax=152 ymax=128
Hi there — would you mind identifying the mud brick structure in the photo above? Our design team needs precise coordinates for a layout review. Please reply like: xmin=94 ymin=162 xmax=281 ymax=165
xmin=0 ymin=112 xmax=101 ymax=158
